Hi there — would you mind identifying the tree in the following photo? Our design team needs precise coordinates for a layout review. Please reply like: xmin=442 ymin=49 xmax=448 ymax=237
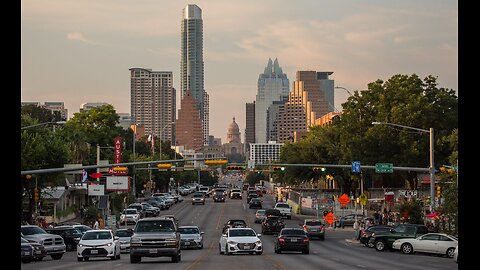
xmin=21 ymin=104 xmax=63 ymax=123
xmin=397 ymin=198 xmax=423 ymax=224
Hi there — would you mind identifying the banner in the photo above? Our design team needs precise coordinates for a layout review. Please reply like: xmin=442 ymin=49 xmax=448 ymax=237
xmin=106 ymin=176 xmax=130 ymax=191
xmin=88 ymin=184 xmax=105 ymax=196
xmin=302 ymin=197 xmax=313 ymax=208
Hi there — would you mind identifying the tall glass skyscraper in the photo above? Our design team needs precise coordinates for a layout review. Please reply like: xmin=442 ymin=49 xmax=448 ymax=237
xmin=181 ymin=4 xmax=208 ymax=145
xmin=255 ymin=58 xmax=289 ymax=143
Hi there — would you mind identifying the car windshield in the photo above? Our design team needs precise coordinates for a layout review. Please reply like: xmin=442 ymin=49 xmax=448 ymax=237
xmin=193 ymin=194 xmax=204 ymax=198
xmin=124 ymin=209 xmax=137 ymax=214
xmin=306 ymin=221 xmax=322 ymax=226
xmin=281 ymin=229 xmax=306 ymax=236
xmin=82 ymin=231 xmax=112 ymax=240
xmin=21 ymin=226 xmax=47 ymax=235
xmin=229 ymin=229 xmax=256 ymax=237
xmin=135 ymin=221 xmax=175 ymax=232
xmin=115 ymin=230 xmax=133 ymax=237
xmin=257 ymin=210 xmax=266 ymax=215
xmin=21 ymin=237 xmax=29 ymax=243
xmin=276 ymin=204 xmax=289 ymax=208
xmin=178 ymin=227 xmax=200 ymax=234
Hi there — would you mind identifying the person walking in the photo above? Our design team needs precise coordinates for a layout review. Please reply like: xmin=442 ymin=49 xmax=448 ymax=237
xmin=93 ymin=219 xmax=99 ymax=230
xmin=353 ymin=218 xmax=360 ymax=240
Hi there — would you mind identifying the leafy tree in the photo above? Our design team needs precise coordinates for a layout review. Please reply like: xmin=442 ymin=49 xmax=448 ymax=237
xmin=21 ymin=104 xmax=63 ymax=123
xmin=397 ymin=198 xmax=423 ymax=224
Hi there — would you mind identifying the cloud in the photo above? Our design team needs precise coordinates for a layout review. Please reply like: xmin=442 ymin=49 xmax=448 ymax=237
xmin=67 ymin=32 xmax=97 ymax=45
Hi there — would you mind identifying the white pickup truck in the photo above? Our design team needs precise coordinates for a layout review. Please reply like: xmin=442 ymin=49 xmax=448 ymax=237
xmin=274 ymin=202 xmax=292 ymax=219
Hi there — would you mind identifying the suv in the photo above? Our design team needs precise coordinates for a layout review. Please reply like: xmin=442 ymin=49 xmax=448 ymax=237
xmin=300 ymin=219 xmax=325 ymax=240
xmin=229 ymin=189 xmax=242 ymax=199
xmin=130 ymin=217 xmax=181 ymax=263
xmin=21 ymin=225 xmax=66 ymax=260
xmin=274 ymin=202 xmax=292 ymax=219
xmin=261 ymin=215 xmax=285 ymax=235
xmin=45 ymin=226 xmax=82 ymax=251
xmin=192 ymin=192 xmax=206 ymax=205
xmin=369 ymin=224 xmax=429 ymax=251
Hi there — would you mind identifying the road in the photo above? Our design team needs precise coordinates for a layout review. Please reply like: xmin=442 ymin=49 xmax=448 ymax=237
xmin=21 ymin=187 xmax=458 ymax=270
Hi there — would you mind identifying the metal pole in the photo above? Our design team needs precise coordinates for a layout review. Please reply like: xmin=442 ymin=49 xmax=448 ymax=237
xmin=429 ymin=128 xmax=435 ymax=213
xmin=96 ymin=144 xmax=100 ymax=174
xmin=361 ymin=171 xmax=364 ymax=216
xmin=132 ymin=127 xmax=136 ymax=196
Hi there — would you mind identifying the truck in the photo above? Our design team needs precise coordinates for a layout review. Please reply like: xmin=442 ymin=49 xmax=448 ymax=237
xmin=274 ymin=202 xmax=292 ymax=219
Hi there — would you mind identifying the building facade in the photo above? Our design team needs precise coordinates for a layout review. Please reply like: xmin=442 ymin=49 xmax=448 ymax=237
xmin=181 ymin=4 xmax=209 ymax=145
xmin=223 ymin=117 xmax=244 ymax=157
xmin=79 ymin=102 xmax=110 ymax=112
xmin=266 ymin=100 xmax=286 ymax=142
xmin=176 ymin=93 xmax=203 ymax=151
xmin=245 ymin=102 xmax=255 ymax=154
xmin=22 ymin=101 xmax=68 ymax=121
xmin=296 ymin=71 xmax=335 ymax=119
xmin=249 ymin=141 xmax=284 ymax=165
xmin=255 ymin=58 xmax=289 ymax=143
xmin=130 ymin=68 xmax=176 ymax=143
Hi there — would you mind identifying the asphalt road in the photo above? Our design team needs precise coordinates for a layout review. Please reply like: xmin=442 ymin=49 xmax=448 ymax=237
xmin=21 ymin=188 xmax=458 ymax=270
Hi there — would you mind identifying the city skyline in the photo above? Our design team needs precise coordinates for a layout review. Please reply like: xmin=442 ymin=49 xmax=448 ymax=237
xmin=21 ymin=0 xmax=458 ymax=143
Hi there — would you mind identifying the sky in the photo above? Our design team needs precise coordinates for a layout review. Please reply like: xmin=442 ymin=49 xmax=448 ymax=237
xmin=21 ymin=0 xmax=458 ymax=143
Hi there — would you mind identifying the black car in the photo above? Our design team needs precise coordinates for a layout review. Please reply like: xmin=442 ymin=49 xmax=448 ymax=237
xmin=247 ymin=193 xmax=258 ymax=203
xmin=213 ymin=193 xmax=226 ymax=202
xmin=21 ymin=237 xmax=47 ymax=263
xmin=359 ymin=225 xmax=393 ymax=247
xmin=249 ymin=198 xmax=262 ymax=209
xmin=45 ymin=226 xmax=82 ymax=251
xmin=261 ymin=216 xmax=285 ymax=235
xmin=222 ymin=219 xmax=248 ymax=233
xmin=274 ymin=228 xmax=309 ymax=254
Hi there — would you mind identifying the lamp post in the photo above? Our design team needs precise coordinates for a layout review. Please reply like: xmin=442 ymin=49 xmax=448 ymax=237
xmin=334 ymin=86 xmax=353 ymax=96
xmin=372 ymin=122 xmax=435 ymax=212
xmin=21 ymin=121 xmax=66 ymax=130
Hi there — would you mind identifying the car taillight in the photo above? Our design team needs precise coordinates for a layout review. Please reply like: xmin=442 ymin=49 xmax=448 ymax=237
xmin=303 ymin=225 xmax=308 ymax=230
xmin=320 ymin=225 xmax=324 ymax=231
xmin=303 ymin=237 xmax=309 ymax=243
xmin=278 ymin=237 xmax=285 ymax=243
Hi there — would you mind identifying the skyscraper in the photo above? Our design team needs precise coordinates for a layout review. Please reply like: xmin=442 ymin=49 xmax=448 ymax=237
xmin=245 ymin=102 xmax=255 ymax=151
xmin=296 ymin=71 xmax=334 ymax=119
xmin=181 ymin=4 xmax=209 ymax=145
xmin=176 ymin=93 xmax=204 ymax=151
xmin=130 ymin=68 xmax=176 ymax=143
xmin=255 ymin=58 xmax=289 ymax=143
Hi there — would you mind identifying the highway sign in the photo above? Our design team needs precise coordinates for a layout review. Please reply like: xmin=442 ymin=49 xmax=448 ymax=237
xmin=375 ymin=163 xmax=393 ymax=173
xmin=352 ymin=161 xmax=361 ymax=173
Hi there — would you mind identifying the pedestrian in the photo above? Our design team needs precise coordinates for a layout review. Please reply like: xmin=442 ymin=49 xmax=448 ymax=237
xmin=374 ymin=210 xmax=380 ymax=225
xmin=93 ymin=219 xmax=99 ymax=229
xmin=80 ymin=206 xmax=85 ymax=220
xmin=353 ymin=218 xmax=359 ymax=240
xmin=275 ymin=194 xmax=278 ymax=202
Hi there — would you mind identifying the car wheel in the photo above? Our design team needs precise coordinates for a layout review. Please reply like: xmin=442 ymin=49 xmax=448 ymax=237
xmin=302 ymin=249 xmax=310 ymax=254
xmin=130 ymin=255 xmax=140 ymax=263
xmin=199 ymin=244 xmax=204 ymax=249
xmin=77 ymin=257 xmax=83 ymax=262
xmin=225 ymin=244 xmax=231 ymax=255
xmin=219 ymin=243 xmax=224 ymax=254
xmin=34 ymin=256 xmax=44 ymax=261
xmin=110 ymin=254 xmax=116 ymax=260
xmin=447 ymin=247 xmax=456 ymax=258
xmin=84 ymin=257 xmax=89 ymax=261
xmin=288 ymin=216 xmax=291 ymax=220
xmin=375 ymin=240 xmax=387 ymax=251
xmin=21 ymin=259 xmax=32 ymax=263
xmin=171 ymin=254 xmax=180 ymax=263
xmin=51 ymin=254 xmax=63 ymax=260
xmin=401 ymin=243 xmax=413 ymax=254
xmin=320 ymin=235 xmax=325 ymax=241
xmin=117 ymin=252 xmax=121 ymax=260
xmin=256 ymin=251 xmax=263 ymax=255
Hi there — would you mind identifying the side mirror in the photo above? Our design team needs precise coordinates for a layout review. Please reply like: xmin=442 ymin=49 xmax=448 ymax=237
xmin=200 ymin=232 xmax=205 ymax=235
xmin=114 ymin=236 xmax=120 ymax=240
xmin=222 ymin=234 xmax=227 ymax=237
xmin=257 ymin=233 xmax=262 ymax=237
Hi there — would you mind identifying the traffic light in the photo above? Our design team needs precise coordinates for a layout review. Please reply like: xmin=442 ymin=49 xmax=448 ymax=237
xmin=226 ymin=165 xmax=246 ymax=170
xmin=313 ymin=167 xmax=326 ymax=173
xmin=273 ymin=166 xmax=285 ymax=171
xmin=436 ymin=185 xmax=442 ymax=198
xmin=157 ymin=163 xmax=172 ymax=169
xmin=204 ymin=159 xmax=228 ymax=166
xmin=34 ymin=188 xmax=39 ymax=202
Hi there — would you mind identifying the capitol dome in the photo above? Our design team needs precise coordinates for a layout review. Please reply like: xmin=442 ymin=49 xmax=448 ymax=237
xmin=227 ymin=117 xmax=241 ymax=143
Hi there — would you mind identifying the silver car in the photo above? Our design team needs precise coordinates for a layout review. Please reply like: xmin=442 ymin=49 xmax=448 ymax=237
xmin=21 ymin=225 xmax=66 ymax=260
xmin=254 ymin=209 xmax=266 ymax=224
xmin=115 ymin=228 xmax=133 ymax=253
xmin=178 ymin=226 xmax=204 ymax=249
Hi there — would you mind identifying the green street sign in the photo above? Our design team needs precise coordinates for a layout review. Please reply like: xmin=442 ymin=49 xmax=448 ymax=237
xmin=375 ymin=163 xmax=393 ymax=173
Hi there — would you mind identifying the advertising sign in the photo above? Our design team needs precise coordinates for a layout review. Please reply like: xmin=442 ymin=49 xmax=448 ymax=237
xmin=88 ymin=184 xmax=105 ymax=196
xmin=106 ymin=176 xmax=130 ymax=191
xmin=301 ymin=197 xmax=313 ymax=209
xmin=114 ymin=136 xmax=122 ymax=163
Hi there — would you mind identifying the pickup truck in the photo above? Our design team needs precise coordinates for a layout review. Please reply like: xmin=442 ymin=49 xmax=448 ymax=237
xmin=369 ymin=223 xmax=429 ymax=251
xmin=274 ymin=202 xmax=292 ymax=219
xmin=129 ymin=217 xmax=181 ymax=263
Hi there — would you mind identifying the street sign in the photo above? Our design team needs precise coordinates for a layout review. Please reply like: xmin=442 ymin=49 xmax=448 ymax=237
xmin=359 ymin=193 xmax=368 ymax=206
xmin=398 ymin=190 xmax=417 ymax=198
xmin=338 ymin=193 xmax=351 ymax=207
xmin=375 ymin=163 xmax=393 ymax=173
xmin=324 ymin=212 xmax=336 ymax=225
xmin=352 ymin=161 xmax=361 ymax=173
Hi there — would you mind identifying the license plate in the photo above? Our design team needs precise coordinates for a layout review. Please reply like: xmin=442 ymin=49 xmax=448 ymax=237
xmin=91 ymin=250 xmax=98 ymax=254
xmin=184 ymin=242 xmax=190 ymax=245
xmin=149 ymin=249 xmax=158 ymax=254
xmin=291 ymin=239 xmax=297 ymax=242
xmin=311 ymin=229 xmax=317 ymax=232
xmin=24 ymin=251 xmax=31 ymax=256
xmin=244 ymin=244 xmax=250 ymax=248
xmin=35 ymin=250 xmax=42 ymax=254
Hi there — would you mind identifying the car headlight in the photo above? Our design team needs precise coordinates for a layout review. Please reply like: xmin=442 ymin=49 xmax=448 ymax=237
xmin=78 ymin=244 xmax=83 ymax=247
xmin=255 ymin=240 xmax=262 ymax=245
xmin=106 ymin=242 xmax=113 ymax=247
xmin=227 ymin=240 xmax=237 ymax=245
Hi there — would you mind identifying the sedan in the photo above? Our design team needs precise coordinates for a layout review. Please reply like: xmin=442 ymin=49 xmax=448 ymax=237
xmin=213 ymin=193 xmax=226 ymax=203
xmin=254 ymin=210 xmax=266 ymax=224
xmin=219 ymin=227 xmax=262 ymax=255
xmin=178 ymin=226 xmax=204 ymax=249
xmin=114 ymin=228 xmax=133 ymax=253
xmin=77 ymin=230 xmax=121 ymax=261
xmin=391 ymin=233 xmax=458 ymax=258
xmin=249 ymin=198 xmax=262 ymax=209
xmin=274 ymin=228 xmax=310 ymax=254
xmin=359 ymin=225 xmax=393 ymax=247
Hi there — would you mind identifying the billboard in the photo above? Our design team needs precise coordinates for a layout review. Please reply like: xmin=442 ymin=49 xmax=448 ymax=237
xmin=106 ymin=176 xmax=130 ymax=191
xmin=88 ymin=184 xmax=105 ymax=196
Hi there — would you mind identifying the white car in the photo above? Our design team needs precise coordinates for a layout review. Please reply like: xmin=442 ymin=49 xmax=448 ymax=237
xmin=120 ymin=208 xmax=140 ymax=224
xmin=391 ymin=233 xmax=458 ymax=258
xmin=77 ymin=230 xmax=121 ymax=261
xmin=219 ymin=227 xmax=262 ymax=255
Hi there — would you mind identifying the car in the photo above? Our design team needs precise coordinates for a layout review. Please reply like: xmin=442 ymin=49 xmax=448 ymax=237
xmin=274 ymin=228 xmax=310 ymax=254
xmin=222 ymin=219 xmax=248 ymax=233
xmin=115 ymin=228 xmax=133 ymax=253
xmin=21 ymin=237 xmax=46 ymax=263
xmin=127 ymin=203 xmax=146 ymax=218
xmin=335 ymin=214 xmax=365 ymax=228
xmin=453 ymin=245 xmax=458 ymax=263
xmin=21 ymin=225 xmax=66 ymax=260
xmin=249 ymin=198 xmax=262 ymax=209
xmin=219 ymin=227 xmax=262 ymax=255
xmin=369 ymin=224 xmax=429 ymax=251
xmin=254 ymin=209 xmax=267 ymax=224
xmin=391 ymin=233 xmax=458 ymax=258
xmin=359 ymin=225 xmax=393 ymax=247
xmin=213 ymin=193 xmax=226 ymax=202
xmin=72 ymin=224 xmax=93 ymax=235
xmin=274 ymin=202 xmax=292 ymax=219
xmin=229 ymin=189 xmax=242 ymax=199
xmin=192 ymin=192 xmax=206 ymax=205
xmin=129 ymin=217 xmax=181 ymax=263
xmin=120 ymin=208 xmax=141 ymax=224
xmin=247 ymin=193 xmax=258 ymax=204
xmin=160 ymin=214 xmax=179 ymax=226
xmin=77 ymin=229 xmax=120 ymax=261
xmin=261 ymin=215 xmax=285 ymax=235
xmin=178 ymin=226 xmax=204 ymax=249
xmin=45 ymin=225 xmax=82 ymax=251
xmin=141 ymin=202 xmax=160 ymax=217
xmin=300 ymin=219 xmax=325 ymax=240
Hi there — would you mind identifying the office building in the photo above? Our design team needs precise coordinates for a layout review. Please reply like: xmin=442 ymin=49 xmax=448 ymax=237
xmin=249 ymin=141 xmax=284 ymax=165
xmin=176 ymin=92 xmax=203 ymax=151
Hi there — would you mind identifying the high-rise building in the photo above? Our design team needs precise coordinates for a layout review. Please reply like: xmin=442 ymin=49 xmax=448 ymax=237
xmin=245 ymin=102 xmax=255 ymax=150
xmin=203 ymin=91 xmax=209 ymax=145
xmin=79 ymin=102 xmax=110 ymax=112
xmin=266 ymin=100 xmax=286 ymax=142
xmin=255 ymin=58 xmax=289 ymax=143
xmin=296 ymin=71 xmax=334 ymax=119
xmin=181 ymin=4 xmax=209 ymax=144
xmin=22 ymin=101 xmax=68 ymax=121
xmin=249 ymin=141 xmax=284 ymax=165
xmin=130 ymin=68 xmax=176 ymax=143
xmin=176 ymin=93 xmax=203 ymax=151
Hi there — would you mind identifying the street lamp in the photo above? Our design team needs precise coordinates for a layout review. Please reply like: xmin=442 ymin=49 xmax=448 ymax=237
xmin=372 ymin=121 xmax=435 ymax=212
xmin=21 ymin=121 xmax=66 ymax=130
xmin=334 ymin=86 xmax=353 ymax=96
